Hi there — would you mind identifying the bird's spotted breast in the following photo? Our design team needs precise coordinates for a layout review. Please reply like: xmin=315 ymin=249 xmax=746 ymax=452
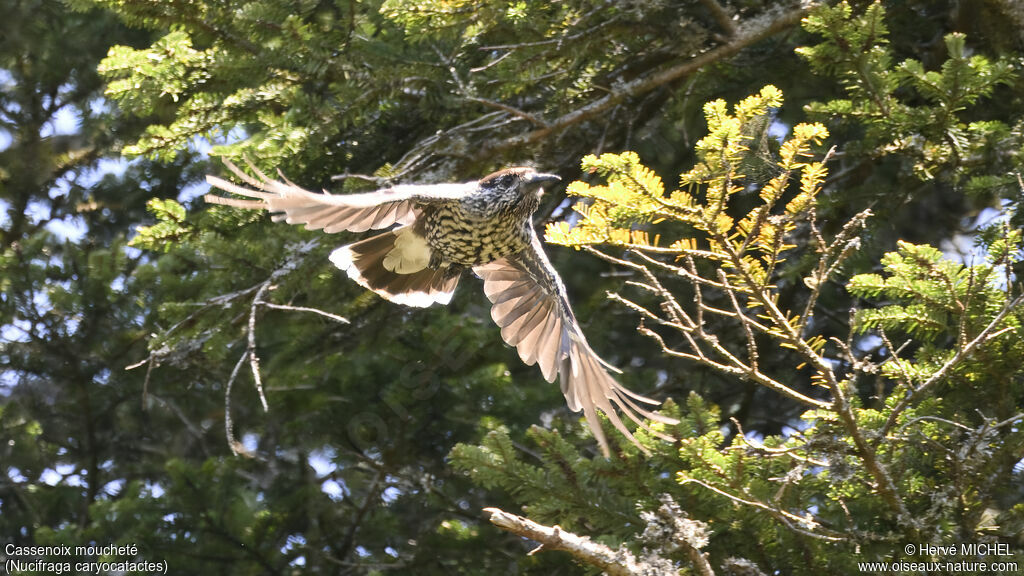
xmin=423 ymin=203 xmax=531 ymax=266
xmin=416 ymin=177 xmax=540 ymax=266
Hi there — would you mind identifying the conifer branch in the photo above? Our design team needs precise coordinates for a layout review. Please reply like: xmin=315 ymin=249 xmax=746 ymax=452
xmin=677 ymin=479 xmax=847 ymax=541
xmin=707 ymin=216 xmax=913 ymax=525
xmin=478 ymin=3 xmax=814 ymax=156
xmin=882 ymin=293 xmax=1024 ymax=434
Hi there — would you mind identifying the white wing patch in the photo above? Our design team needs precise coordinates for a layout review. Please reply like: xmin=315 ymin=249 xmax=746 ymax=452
xmin=383 ymin=227 xmax=431 ymax=274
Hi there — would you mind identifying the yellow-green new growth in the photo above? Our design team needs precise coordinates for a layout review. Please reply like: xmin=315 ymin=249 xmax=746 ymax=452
xmin=547 ymin=85 xmax=829 ymax=300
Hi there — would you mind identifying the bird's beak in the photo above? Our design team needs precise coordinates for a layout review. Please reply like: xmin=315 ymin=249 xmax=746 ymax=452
xmin=526 ymin=173 xmax=561 ymax=185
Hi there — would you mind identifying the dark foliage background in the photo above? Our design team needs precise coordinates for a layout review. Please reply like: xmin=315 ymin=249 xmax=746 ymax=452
xmin=2 ymin=1 xmax=1022 ymax=574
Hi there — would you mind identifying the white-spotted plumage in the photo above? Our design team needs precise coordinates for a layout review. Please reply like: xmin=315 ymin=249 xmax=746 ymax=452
xmin=205 ymin=160 xmax=678 ymax=456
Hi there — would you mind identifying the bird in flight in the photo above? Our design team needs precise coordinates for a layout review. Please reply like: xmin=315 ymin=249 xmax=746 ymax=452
xmin=205 ymin=160 xmax=676 ymax=455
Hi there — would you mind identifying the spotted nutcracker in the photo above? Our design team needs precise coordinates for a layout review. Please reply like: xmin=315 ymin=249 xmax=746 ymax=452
xmin=205 ymin=160 xmax=676 ymax=455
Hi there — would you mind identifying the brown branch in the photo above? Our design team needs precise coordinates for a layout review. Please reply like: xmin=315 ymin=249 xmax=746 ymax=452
xmin=729 ymin=418 xmax=828 ymax=466
xmin=629 ymin=249 xmax=728 ymax=289
xmin=587 ymin=247 xmax=829 ymax=408
xmin=719 ymin=269 xmax=761 ymax=373
xmin=607 ymin=291 xmax=688 ymax=332
xmin=698 ymin=186 xmax=912 ymax=526
xmin=638 ymin=322 xmax=743 ymax=374
xmin=877 ymin=329 xmax=914 ymax=390
xmin=463 ymin=96 xmax=549 ymax=128
xmin=477 ymin=3 xmax=812 ymax=156
xmin=483 ymin=508 xmax=651 ymax=576
xmin=699 ymin=0 xmax=739 ymax=37
xmin=799 ymin=209 xmax=870 ymax=332
xmin=337 ymin=469 xmax=384 ymax=563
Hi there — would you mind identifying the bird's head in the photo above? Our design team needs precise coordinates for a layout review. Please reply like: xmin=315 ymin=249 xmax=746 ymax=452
xmin=480 ymin=167 xmax=561 ymax=199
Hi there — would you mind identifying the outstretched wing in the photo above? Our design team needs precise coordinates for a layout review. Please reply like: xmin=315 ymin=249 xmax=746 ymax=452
xmin=205 ymin=159 xmax=470 ymax=233
xmin=474 ymin=232 xmax=677 ymax=456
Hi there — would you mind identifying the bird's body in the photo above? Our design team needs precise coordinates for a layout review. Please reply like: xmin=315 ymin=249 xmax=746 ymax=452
xmin=399 ymin=168 xmax=541 ymax=269
xmin=205 ymin=161 xmax=676 ymax=455
xmin=422 ymin=187 xmax=536 ymax=266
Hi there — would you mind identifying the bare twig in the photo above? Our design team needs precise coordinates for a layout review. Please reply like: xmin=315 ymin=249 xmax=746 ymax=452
xmin=330 ymin=172 xmax=393 ymax=184
xmin=337 ymin=469 xmax=384 ymax=563
xmin=678 ymin=478 xmax=846 ymax=541
xmin=876 ymin=329 xmax=913 ymax=387
xmin=684 ymin=176 xmax=914 ymax=527
xmin=463 ymin=96 xmax=549 ymax=128
xmin=469 ymin=50 xmax=513 ymax=72
xmin=606 ymin=292 xmax=687 ymax=332
xmin=897 ymin=415 xmax=972 ymax=434
xmin=149 ymin=394 xmax=210 ymax=451
xmin=719 ymin=269 xmax=760 ymax=372
xmin=629 ymin=249 xmax=727 ymax=289
xmin=588 ymin=247 xmax=829 ymax=408
xmin=258 ymin=302 xmax=350 ymax=324
xmin=225 ymin=348 xmax=251 ymax=456
xmin=248 ymin=282 xmax=271 ymax=412
xmin=799 ymin=208 xmax=870 ymax=332
xmin=477 ymin=14 xmax=621 ymax=51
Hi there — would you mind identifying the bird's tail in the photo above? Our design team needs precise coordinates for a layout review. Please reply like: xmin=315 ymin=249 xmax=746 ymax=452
xmin=329 ymin=229 xmax=461 ymax=308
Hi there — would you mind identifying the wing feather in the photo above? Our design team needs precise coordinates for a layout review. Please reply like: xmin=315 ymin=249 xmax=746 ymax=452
xmin=474 ymin=232 xmax=677 ymax=456
xmin=533 ymin=312 xmax=561 ymax=382
xmin=512 ymin=301 xmax=553 ymax=362
xmin=205 ymin=159 xmax=471 ymax=233
xmin=500 ymin=297 xmax=548 ymax=346
xmin=520 ymin=301 xmax=561 ymax=362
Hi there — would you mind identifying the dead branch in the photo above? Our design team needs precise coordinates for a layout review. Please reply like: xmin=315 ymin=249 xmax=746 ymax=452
xmin=483 ymin=507 xmax=651 ymax=576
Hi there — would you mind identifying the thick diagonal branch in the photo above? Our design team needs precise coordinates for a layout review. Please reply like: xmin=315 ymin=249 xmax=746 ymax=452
xmin=484 ymin=508 xmax=650 ymax=576
xmin=478 ymin=3 xmax=812 ymax=156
